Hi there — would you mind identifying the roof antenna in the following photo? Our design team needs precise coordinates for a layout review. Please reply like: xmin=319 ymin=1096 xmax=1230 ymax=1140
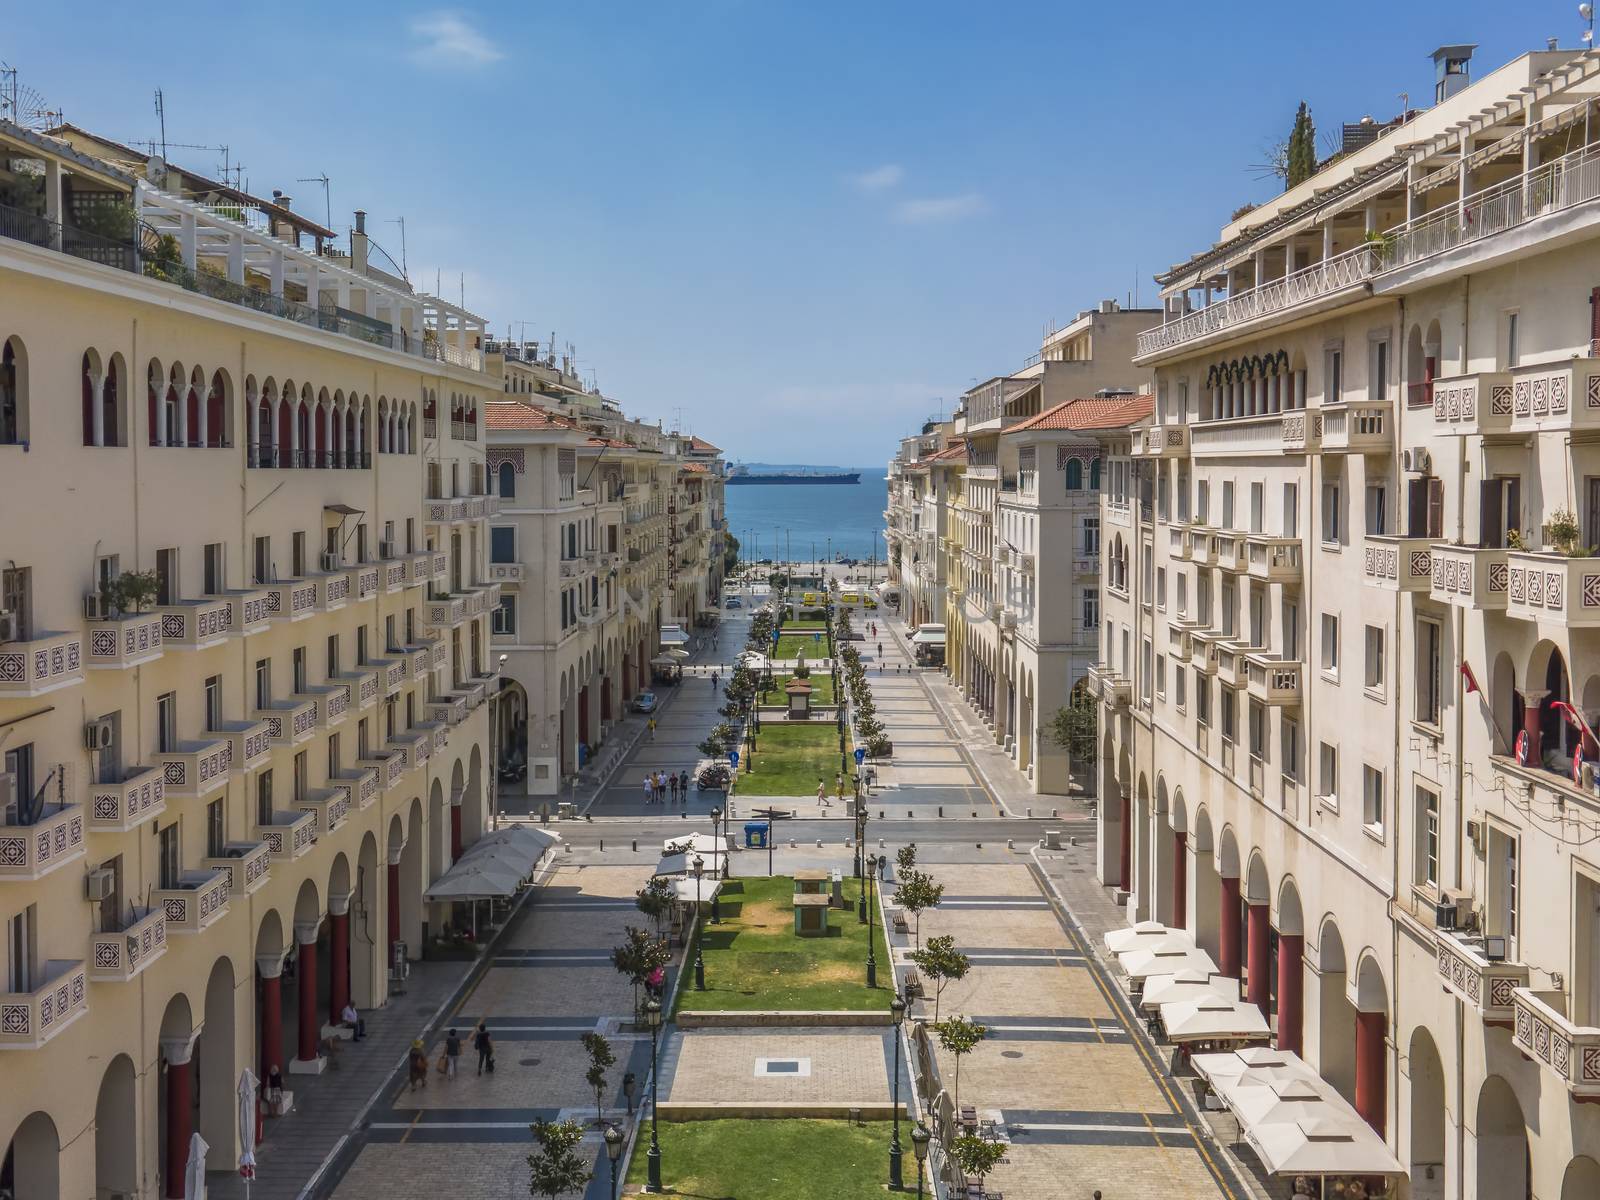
xmin=297 ymin=174 xmax=331 ymax=229
xmin=153 ymin=88 xmax=167 ymax=162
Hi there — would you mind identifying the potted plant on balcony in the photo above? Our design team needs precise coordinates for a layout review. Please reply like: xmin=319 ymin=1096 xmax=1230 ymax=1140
xmin=114 ymin=570 xmax=161 ymax=614
xmin=1542 ymin=508 xmax=1593 ymax=557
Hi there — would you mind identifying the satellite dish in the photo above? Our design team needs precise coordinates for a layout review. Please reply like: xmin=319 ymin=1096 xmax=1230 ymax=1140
xmin=145 ymin=155 xmax=167 ymax=184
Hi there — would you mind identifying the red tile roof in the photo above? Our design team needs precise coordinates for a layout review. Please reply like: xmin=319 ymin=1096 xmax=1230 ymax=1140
xmin=1007 ymin=394 xmax=1153 ymax=433
xmin=680 ymin=461 xmax=711 ymax=474
xmin=687 ymin=436 xmax=721 ymax=454
xmin=484 ymin=401 xmax=576 ymax=431
xmin=588 ymin=436 xmax=631 ymax=449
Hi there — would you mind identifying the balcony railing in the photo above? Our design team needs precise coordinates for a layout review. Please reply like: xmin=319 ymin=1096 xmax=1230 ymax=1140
xmin=0 ymin=201 xmax=139 ymax=272
xmin=203 ymin=841 xmax=271 ymax=896
xmin=1435 ymin=929 xmax=1527 ymax=1023
xmin=0 ymin=960 xmax=88 ymax=1049
xmin=1245 ymin=536 xmax=1302 ymax=582
xmin=1319 ymin=401 xmax=1393 ymax=454
xmin=333 ymin=667 xmax=381 ymax=712
xmin=1362 ymin=535 xmax=1433 ymax=591
xmin=155 ymin=738 xmax=233 ymax=799
xmin=1085 ymin=664 xmax=1131 ymax=710
xmin=298 ymin=786 xmax=353 ymax=836
xmin=293 ymin=682 xmax=349 ymax=730
xmin=487 ymin=562 xmax=525 ymax=583
xmin=258 ymin=810 xmax=316 ymax=862
xmin=88 ymin=764 xmax=166 ymax=833
xmin=0 ymin=803 xmax=86 ymax=881
xmin=1429 ymin=544 xmax=1510 ymax=611
xmin=85 ymin=612 xmax=164 ymax=670
xmin=1245 ymin=653 xmax=1302 ymax=706
xmin=0 ymin=629 xmax=84 ymax=697
xmin=154 ymin=598 xmax=235 ymax=649
xmin=253 ymin=696 xmax=319 ymax=745
xmin=1189 ymin=410 xmax=1318 ymax=458
xmin=154 ymin=869 xmax=231 ymax=934
xmin=90 ymin=908 xmax=167 ymax=983
xmin=1512 ymin=987 xmax=1600 ymax=1098
xmin=1504 ymin=551 xmax=1600 ymax=627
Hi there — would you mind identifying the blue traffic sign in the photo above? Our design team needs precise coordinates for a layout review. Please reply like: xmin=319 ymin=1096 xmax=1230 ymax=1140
xmin=771 ymin=630 xmax=779 ymax=643
xmin=729 ymin=750 xmax=740 ymax=766
xmin=854 ymin=747 xmax=866 ymax=765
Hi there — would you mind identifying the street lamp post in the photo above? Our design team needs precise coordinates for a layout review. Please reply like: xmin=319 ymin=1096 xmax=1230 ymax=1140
xmin=911 ymin=1123 xmax=930 ymax=1199
xmin=889 ymin=996 xmax=906 ymax=1187
xmin=709 ymin=807 xmax=722 ymax=922
xmin=855 ymin=798 xmax=867 ymax=920
xmin=645 ymin=998 xmax=663 ymax=1192
xmin=865 ymin=853 xmax=878 ymax=988
xmin=693 ymin=855 xmax=705 ymax=990
xmin=604 ymin=1124 xmax=624 ymax=1200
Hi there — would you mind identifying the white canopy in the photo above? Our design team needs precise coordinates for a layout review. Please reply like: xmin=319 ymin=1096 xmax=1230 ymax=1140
xmin=910 ymin=628 xmax=946 ymax=645
xmin=1139 ymin=970 xmax=1238 ymax=1012
xmin=738 ymin=651 xmax=771 ymax=669
xmin=655 ymin=850 xmax=729 ymax=877
xmin=1104 ymin=920 xmax=1173 ymax=954
xmin=662 ymin=647 xmax=690 ymax=660
xmin=1119 ymin=945 xmax=1219 ymax=982
xmin=423 ymin=824 xmax=558 ymax=901
xmin=659 ymin=625 xmax=690 ymax=646
xmin=663 ymin=833 xmax=730 ymax=856
xmin=1247 ymin=1115 xmax=1406 ymax=1178
xmin=1113 ymin=929 xmax=1196 ymax=958
xmin=1159 ymin=997 xmax=1271 ymax=1043
xmin=671 ymin=877 xmax=724 ymax=905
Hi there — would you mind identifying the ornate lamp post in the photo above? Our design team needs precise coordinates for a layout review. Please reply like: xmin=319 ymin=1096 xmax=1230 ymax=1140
xmin=645 ymin=998 xmax=663 ymax=1192
xmin=855 ymin=797 xmax=868 ymax=921
xmin=709 ymin=807 xmax=723 ymax=922
xmin=865 ymin=853 xmax=879 ymax=988
xmin=911 ymin=1123 xmax=930 ymax=1199
xmin=889 ymin=996 xmax=906 ymax=1187
xmin=692 ymin=855 xmax=705 ymax=990
xmin=604 ymin=1123 xmax=624 ymax=1200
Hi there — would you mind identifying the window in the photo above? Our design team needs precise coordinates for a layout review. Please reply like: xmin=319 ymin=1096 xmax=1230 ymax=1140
xmin=1249 ymin=482 xmax=1263 ymax=534
xmin=1155 ymin=653 xmax=1167 ymax=698
xmin=1282 ymin=717 xmax=1300 ymax=782
xmin=1364 ymin=625 xmax=1384 ymax=693
xmin=206 ymin=798 xmax=225 ymax=857
xmin=4 ymin=905 xmax=35 ymax=994
xmin=1248 ymin=700 xmax=1267 ymax=761
xmin=498 ymin=460 xmax=516 ymax=499
xmin=1082 ymin=588 xmax=1100 ymax=629
xmin=1196 ymin=479 xmax=1210 ymax=525
xmin=0 ymin=338 xmax=24 ymax=446
xmin=1220 ymin=686 xmax=1237 ymax=743
xmin=1416 ymin=786 xmax=1440 ymax=887
xmin=1319 ymin=742 xmax=1338 ymax=806
xmin=1156 ymin=567 xmax=1167 ymax=611
xmin=203 ymin=542 xmax=225 ymax=595
xmin=1320 ymin=614 xmax=1339 ymax=677
xmin=490 ymin=526 xmax=515 ymax=563
xmin=1196 ymin=677 xmax=1212 ymax=725
xmin=1197 ymin=573 xmax=1213 ymax=626
xmin=1283 ymin=483 xmax=1299 ymax=537
xmin=328 ymin=732 xmax=341 ymax=777
xmin=204 ymin=674 xmax=223 ymax=731
xmin=158 ymin=822 xmax=180 ymax=889
xmin=156 ymin=548 xmax=178 ymax=605
xmin=1416 ymin=617 xmax=1442 ymax=725
xmin=1222 ymin=481 xmax=1235 ymax=529
xmin=1488 ymin=828 xmax=1519 ymax=956
xmin=1220 ymin=581 xmax=1236 ymax=637
xmin=1176 ymin=572 xmax=1188 ymax=615
xmin=1362 ymin=764 xmax=1385 ymax=834
xmin=326 ymin=634 xmax=340 ymax=678
xmin=156 ymin=692 xmax=177 ymax=754
xmin=293 ymin=646 xmax=307 ymax=693
xmin=1325 ymin=345 xmax=1344 ymax=402
xmin=1505 ymin=310 xmax=1520 ymax=368
xmin=1370 ymin=339 xmax=1389 ymax=401
xmin=357 ymin=625 xmax=369 ymax=666
xmin=1407 ymin=478 xmax=1445 ymax=539
xmin=293 ymin=751 xmax=307 ymax=803
xmin=254 ymin=659 xmax=271 ymax=711
xmin=253 ymin=536 xmax=271 ymax=586
xmin=292 ymin=531 xmax=307 ymax=578
xmin=1141 ymin=639 xmax=1153 ymax=703
xmin=1365 ymin=482 xmax=1387 ymax=535
xmin=1082 ymin=516 xmax=1100 ymax=556
xmin=1174 ymin=664 xmax=1187 ymax=710
xmin=1065 ymin=459 xmax=1084 ymax=490
xmin=1321 ymin=477 xmax=1342 ymax=545
xmin=493 ymin=594 xmax=517 ymax=635
xmin=1282 ymin=597 xmax=1300 ymax=661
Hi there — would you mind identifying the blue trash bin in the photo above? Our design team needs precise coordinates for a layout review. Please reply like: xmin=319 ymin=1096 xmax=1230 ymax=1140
xmin=744 ymin=821 xmax=769 ymax=849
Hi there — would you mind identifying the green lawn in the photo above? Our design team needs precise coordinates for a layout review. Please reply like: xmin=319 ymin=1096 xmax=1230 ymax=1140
xmin=773 ymin=632 xmax=832 ymax=661
xmin=624 ymin=1119 xmax=900 ymax=1198
xmin=758 ymin=673 xmax=836 ymax=705
xmin=676 ymin=875 xmax=892 ymax=1012
xmin=782 ymin=618 xmax=829 ymax=630
xmin=733 ymin=722 xmax=851 ymax=797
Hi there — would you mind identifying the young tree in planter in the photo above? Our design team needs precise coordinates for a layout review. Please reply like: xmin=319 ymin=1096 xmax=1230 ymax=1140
xmin=910 ymin=934 xmax=968 ymax=1020
xmin=895 ymin=871 xmax=944 ymax=949
xmin=896 ymin=842 xmax=918 ymax=874
xmin=635 ymin=877 xmax=673 ymax=938
xmin=950 ymin=1133 xmax=1006 ymax=1193
xmin=612 ymin=926 xmax=669 ymax=1020
xmin=580 ymin=1032 xmax=616 ymax=1126
xmin=933 ymin=1015 xmax=988 ymax=1114
xmin=526 ymin=1119 xmax=594 ymax=1200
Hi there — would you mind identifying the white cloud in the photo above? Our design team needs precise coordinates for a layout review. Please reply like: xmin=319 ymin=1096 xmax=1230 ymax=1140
xmin=893 ymin=193 xmax=986 ymax=224
xmin=850 ymin=164 xmax=904 ymax=193
xmin=406 ymin=10 xmax=505 ymax=68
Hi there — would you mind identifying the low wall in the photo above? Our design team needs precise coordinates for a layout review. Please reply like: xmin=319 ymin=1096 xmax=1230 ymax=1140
xmin=675 ymin=1009 xmax=893 ymax=1028
xmin=658 ymin=1101 xmax=905 ymax=1120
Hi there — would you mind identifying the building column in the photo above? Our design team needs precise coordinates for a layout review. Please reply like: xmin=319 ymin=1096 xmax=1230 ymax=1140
xmin=293 ymin=920 xmax=323 ymax=1071
xmin=257 ymin=952 xmax=285 ymax=1081
xmin=328 ymin=892 xmax=351 ymax=1027
xmin=1118 ymin=788 xmax=1131 ymax=892
xmin=1354 ymin=1010 xmax=1386 ymax=1136
xmin=1171 ymin=831 xmax=1187 ymax=929
xmin=1277 ymin=934 xmax=1304 ymax=1055
xmin=1519 ymin=689 xmax=1547 ymax=763
xmin=387 ymin=850 xmax=402 ymax=948
xmin=162 ymin=1031 xmax=201 ymax=1199
xmin=451 ymin=801 xmax=463 ymax=859
xmin=1218 ymin=875 xmax=1242 ymax=977
xmin=1246 ymin=902 xmax=1271 ymax=1013
xmin=91 ymin=376 xmax=105 ymax=447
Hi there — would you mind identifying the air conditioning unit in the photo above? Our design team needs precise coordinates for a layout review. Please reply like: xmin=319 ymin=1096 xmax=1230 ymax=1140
xmin=84 ymin=590 xmax=112 ymax=621
xmin=320 ymin=551 xmax=341 ymax=573
xmin=379 ymin=539 xmax=397 ymax=560
xmin=0 ymin=610 xmax=17 ymax=643
xmin=1402 ymin=447 xmax=1433 ymax=474
xmin=85 ymin=867 xmax=116 ymax=902
xmin=1434 ymin=894 xmax=1459 ymax=930
xmin=84 ymin=718 xmax=116 ymax=751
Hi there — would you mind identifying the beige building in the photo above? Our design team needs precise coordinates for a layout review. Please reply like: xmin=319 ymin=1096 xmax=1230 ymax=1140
xmin=485 ymin=383 xmax=724 ymax=796
xmin=1097 ymin=43 xmax=1600 ymax=1200
xmin=0 ymin=119 xmax=512 ymax=1197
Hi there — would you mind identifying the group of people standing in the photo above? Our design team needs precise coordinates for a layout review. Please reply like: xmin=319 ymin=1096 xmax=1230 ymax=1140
xmin=643 ymin=768 xmax=692 ymax=804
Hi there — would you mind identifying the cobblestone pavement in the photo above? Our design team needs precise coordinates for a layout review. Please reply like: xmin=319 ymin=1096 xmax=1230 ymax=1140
xmin=660 ymin=1027 xmax=901 ymax=1109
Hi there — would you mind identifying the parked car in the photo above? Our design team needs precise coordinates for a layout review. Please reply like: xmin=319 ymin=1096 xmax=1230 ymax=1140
xmin=633 ymin=691 xmax=658 ymax=714
xmin=725 ymin=595 xmax=743 ymax=609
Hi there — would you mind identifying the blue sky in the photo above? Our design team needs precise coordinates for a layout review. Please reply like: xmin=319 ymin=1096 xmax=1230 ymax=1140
xmin=7 ymin=1 xmax=1570 ymax=462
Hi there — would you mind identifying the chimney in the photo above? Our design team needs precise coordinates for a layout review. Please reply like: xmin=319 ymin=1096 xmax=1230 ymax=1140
xmin=1431 ymin=44 xmax=1476 ymax=104
xmin=351 ymin=209 xmax=368 ymax=272
xmin=269 ymin=190 xmax=295 ymax=242
xmin=1099 ymin=299 xmax=1118 ymax=314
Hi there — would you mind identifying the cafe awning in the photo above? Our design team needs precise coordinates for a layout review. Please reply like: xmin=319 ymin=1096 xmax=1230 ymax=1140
xmin=1139 ymin=970 xmax=1238 ymax=1012
xmin=659 ymin=625 xmax=690 ymax=646
xmin=650 ymin=655 xmax=680 ymax=667
xmin=663 ymin=833 xmax=730 ymax=856
xmin=1113 ymin=929 xmax=1196 ymax=959
xmin=423 ymin=824 xmax=559 ymax=901
xmin=1119 ymin=945 xmax=1219 ymax=982
xmin=655 ymin=850 xmax=729 ymax=877
xmin=1159 ymin=997 xmax=1271 ymax=1043
xmin=910 ymin=628 xmax=946 ymax=645
xmin=671 ymin=877 xmax=724 ymax=905
xmin=1104 ymin=920 xmax=1173 ymax=954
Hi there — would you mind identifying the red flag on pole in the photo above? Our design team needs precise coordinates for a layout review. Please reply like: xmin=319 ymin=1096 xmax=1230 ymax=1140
xmin=1462 ymin=662 xmax=1481 ymax=694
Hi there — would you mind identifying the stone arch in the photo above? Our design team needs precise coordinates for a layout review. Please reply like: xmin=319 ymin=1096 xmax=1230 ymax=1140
xmin=157 ymin=992 xmax=197 ymax=1200
xmin=1244 ymin=850 xmax=1270 ymax=905
xmin=1523 ymin=639 xmax=1574 ymax=762
xmin=207 ymin=368 xmax=231 ymax=448
xmin=465 ymin=742 xmax=486 ymax=846
xmin=186 ymin=364 xmax=205 ymax=446
xmin=400 ymin=797 xmax=424 ymax=957
xmin=1216 ymin=823 xmax=1241 ymax=880
xmin=1190 ymin=805 xmax=1220 ymax=960
xmin=1474 ymin=1075 xmax=1529 ymax=1200
xmin=94 ymin=1053 xmax=138 ymax=1198
xmin=1425 ymin=317 xmax=1444 ymax=372
xmin=1275 ymin=875 xmax=1304 ymax=936
xmin=1407 ymin=1026 xmax=1446 ymax=1196
xmin=199 ymin=956 xmax=237 ymax=1158
xmin=81 ymin=347 xmax=103 ymax=446
xmin=1490 ymin=650 xmax=1518 ymax=756
xmin=1167 ymin=785 xmax=1188 ymax=833
xmin=0 ymin=333 xmax=29 ymax=443
xmin=254 ymin=907 xmax=287 ymax=1080
xmin=430 ymin=776 xmax=449 ymax=880
xmin=1133 ymin=773 xmax=1152 ymax=920
xmin=293 ymin=876 xmax=321 ymax=928
xmin=353 ymin=832 xmax=381 ymax=1008
xmin=1563 ymin=1157 xmax=1600 ymax=1200
xmin=1317 ymin=917 xmax=1357 ymax=1105
xmin=1 ymin=1110 xmax=59 ymax=1199
xmin=498 ymin=459 xmax=516 ymax=498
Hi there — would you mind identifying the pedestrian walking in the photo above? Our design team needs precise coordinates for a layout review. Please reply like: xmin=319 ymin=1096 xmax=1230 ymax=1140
xmin=656 ymin=770 xmax=667 ymax=804
xmin=679 ymin=768 xmax=690 ymax=799
xmin=408 ymin=1039 xmax=429 ymax=1091
xmin=445 ymin=1028 xmax=462 ymax=1077
xmin=817 ymin=780 xmax=830 ymax=807
xmin=648 ymin=716 xmax=657 ymax=741
xmin=643 ymin=774 xmax=654 ymax=804
xmin=877 ymin=641 xmax=884 ymax=658
xmin=669 ymin=772 xmax=679 ymax=804
xmin=474 ymin=1022 xmax=493 ymax=1075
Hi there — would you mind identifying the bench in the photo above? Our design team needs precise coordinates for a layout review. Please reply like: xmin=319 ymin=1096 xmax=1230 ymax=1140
xmin=892 ymin=912 xmax=910 ymax=934
xmin=902 ymin=969 xmax=922 ymax=998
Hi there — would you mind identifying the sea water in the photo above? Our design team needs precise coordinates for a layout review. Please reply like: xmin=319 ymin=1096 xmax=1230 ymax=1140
xmin=722 ymin=469 xmax=890 ymax=564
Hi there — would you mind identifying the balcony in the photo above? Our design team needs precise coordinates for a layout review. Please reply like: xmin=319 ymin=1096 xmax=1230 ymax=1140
xmin=0 ymin=803 xmax=86 ymax=881
xmin=333 ymin=667 xmax=381 ymax=712
xmin=203 ymin=840 xmax=271 ymax=896
xmin=1362 ymin=535 xmax=1433 ymax=591
xmin=261 ymin=577 xmax=320 ymax=621
xmin=1131 ymin=424 xmax=1190 ymax=458
xmin=1245 ymin=654 xmax=1303 ymax=706
xmin=298 ymin=786 xmax=352 ymax=836
xmin=382 ymin=558 xmax=408 ymax=594
xmin=1191 ymin=630 xmax=1220 ymax=674
xmin=415 ymin=718 xmax=449 ymax=759
xmin=404 ymin=551 xmax=438 ymax=589
xmin=354 ymin=564 xmax=382 ymax=601
xmin=1429 ymin=544 xmax=1510 ymax=611
xmin=330 ymin=765 xmax=381 ymax=811
xmin=154 ymin=598 xmax=235 ymax=649
xmin=1211 ymin=533 xmax=1247 ymax=573
xmin=486 ymin=561 xmax=525 ymax=583
xmin=219 ymin=718 xmax=272 ymax=773
xmin=90 ymin=908 xmax=167 ymax=983
xmin=1186 ymin=525 xmax=1217 ymax=565
xmin=1085 ymin=664 xmax=1131 ymax=711
xmin=427 ymin=694 xmax=468 ymax=726
xmin=1319 ymin=401 xmax=1394 ymax=454
xmin=1136 ymin=243 xmax=1383 ymax=360
xmin=153 ymin=869 xmax=231 ymax=934
xmin=87 ymin=764 xmax=166 ymax=833
xmin=0 ymin=629 xmax=84 ymax=697
xmin=1435 ymin=929 xmax=1527 ymax=1023
xmin=293 ymin=682 xmax=349 ymax=730
xmin=155 ymin=738 xmax=233 ymax=799
xmin=1245 ymin=536 xmax=1302 ymax=583
xmin=1190 ymin=410 xmax=1319 ymax=458
xmin=1512 ymin=987 xmax=1600 ymax=1098
xmin=257 ymin=810 xmax=316 ymax=862
xmin=478 ymin=581 xmax=503 ymax=610
xmin=390 ymin=729 xmax=430 ymax=772
xmin=424 ymin=496 xmax=471 ymax=525
xmin=358 ymin=747 xmax=405 ymax=793
xmin=1505 ymin=551 xmax=1600 ymax=627
xmin=372 ymin=656 xmax=407 ymax=697
xmin=0 ymin=960 xmax=88 ymax=1049
xmin=1214 ymin=642 xmax=1254 ymax=688
xmin=424 ymin=595 xmax=468 ymax=630
xmin=85 ymin=612 xmax=164 ymax=670
xmin=253 ymin=696 xmax=319 ymax=745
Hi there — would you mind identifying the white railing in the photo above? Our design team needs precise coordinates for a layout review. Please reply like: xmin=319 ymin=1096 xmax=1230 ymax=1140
xmin=1137 ymin=244 xmax=1382 ymax=357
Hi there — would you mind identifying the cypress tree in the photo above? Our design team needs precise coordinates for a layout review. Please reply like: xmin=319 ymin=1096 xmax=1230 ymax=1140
xmin=1286 ymin=101 xmax=1317 ymax=189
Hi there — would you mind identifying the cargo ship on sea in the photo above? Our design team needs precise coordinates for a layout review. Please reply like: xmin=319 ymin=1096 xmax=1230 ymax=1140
xmin=725 ymin=464 xmax=860 ymax=485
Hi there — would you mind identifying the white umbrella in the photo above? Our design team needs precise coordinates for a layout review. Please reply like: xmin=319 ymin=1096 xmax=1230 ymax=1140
xmin=236 ymin=1068 xmax=258 ymax=1192
xmin=1119 ymin=945 xmax=1219 ymax=982
xmin=183 ymin=1130 xmax=209 ymax=1199
xmin=738 ymin=651 xmax=771 ymax=669
xmin=1244 ymin=1114 xmax=1405 ymax=1177
xmin=1159 ymin=997 xmax=1271 ymax=1043
xmin=663 ymin=833 xmax=728 ymax=856
xmin=1103 ymin=920 xmax=1171 ymax=954
xmin=1114 ymin=929 xmax=1195 ymax=961
xmin=1139 ymin=970 xmax=1238 ymax=1011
